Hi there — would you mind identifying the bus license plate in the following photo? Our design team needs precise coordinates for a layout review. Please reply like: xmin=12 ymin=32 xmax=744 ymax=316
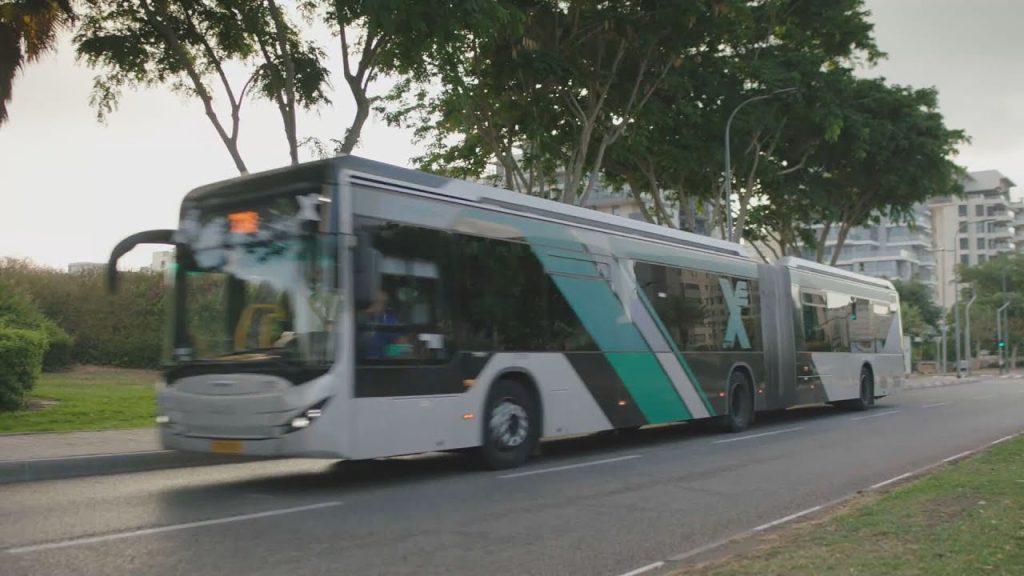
xmin=210 ymin=440 xmax=242 ymax=454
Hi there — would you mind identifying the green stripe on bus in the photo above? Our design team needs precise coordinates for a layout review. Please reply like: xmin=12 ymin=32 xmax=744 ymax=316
xmin=605 ymin=353 xmax=692 ymax=423
xmin=549 ymin=275 xmax=691 ymax=422
xmin=465 ymin=209 xmax=690 ymax=423
xmin=634 ymin=286 xmax=716 ymax=416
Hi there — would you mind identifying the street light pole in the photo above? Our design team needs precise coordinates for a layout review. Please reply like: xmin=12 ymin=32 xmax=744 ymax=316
xmin=723 ymin=87 xmax=797 ymax=243
xmin=965 ymin=286 xmax=977 ymax=375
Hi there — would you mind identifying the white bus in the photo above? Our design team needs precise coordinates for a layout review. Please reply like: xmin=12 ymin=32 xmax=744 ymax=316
xmin=109 ymin=156 xmax=904 ymax=469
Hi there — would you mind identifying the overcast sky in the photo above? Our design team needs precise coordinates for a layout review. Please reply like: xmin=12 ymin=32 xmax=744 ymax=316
xmin=1 ymin=0 xmax=1021 ymax=269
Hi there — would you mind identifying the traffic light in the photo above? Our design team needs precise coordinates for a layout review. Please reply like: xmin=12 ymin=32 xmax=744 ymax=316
xmin=998 ymin=340 xmax=1006 ymax=349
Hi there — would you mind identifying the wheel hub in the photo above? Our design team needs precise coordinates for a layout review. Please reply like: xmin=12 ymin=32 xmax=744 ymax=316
xmin=490 ymin=400 xmax=529 ymax=450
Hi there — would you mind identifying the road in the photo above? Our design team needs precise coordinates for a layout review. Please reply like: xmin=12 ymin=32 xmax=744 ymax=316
xmin=2 ymin=377 xmax=1022 ymax=576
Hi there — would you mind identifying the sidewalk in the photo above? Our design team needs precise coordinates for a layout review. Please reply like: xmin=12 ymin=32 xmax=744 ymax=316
xmin=0 ymin=428 xmax=250 ymax=484
xmin=904 ymin=368 xmax=1021 ymax=390
xmin=0 ymin=428 xmax=161 ymax=461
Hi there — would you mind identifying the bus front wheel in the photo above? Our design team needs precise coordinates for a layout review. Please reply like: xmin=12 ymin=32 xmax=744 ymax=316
xmin=480 ymin=379 xmax=540 ymax=470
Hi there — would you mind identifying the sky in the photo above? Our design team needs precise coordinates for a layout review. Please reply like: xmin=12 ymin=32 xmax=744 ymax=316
xmin=1 ymin=0 xmax=1022 ymax=270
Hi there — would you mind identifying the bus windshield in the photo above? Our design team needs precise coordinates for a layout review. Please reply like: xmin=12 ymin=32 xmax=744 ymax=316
xmin=172 ymin=191 xmax=339 ymax=366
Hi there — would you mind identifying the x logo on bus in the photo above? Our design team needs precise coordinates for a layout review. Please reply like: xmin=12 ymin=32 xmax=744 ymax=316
xmin=720 ymin=278 xmax=752 ymax=350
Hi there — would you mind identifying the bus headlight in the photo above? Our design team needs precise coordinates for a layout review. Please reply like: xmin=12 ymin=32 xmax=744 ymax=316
xmin=287 ymin=398 xmax=330 ymax=432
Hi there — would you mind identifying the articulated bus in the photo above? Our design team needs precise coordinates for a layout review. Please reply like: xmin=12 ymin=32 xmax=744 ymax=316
xmin=109 ymin=156 xmax=905 ymax=469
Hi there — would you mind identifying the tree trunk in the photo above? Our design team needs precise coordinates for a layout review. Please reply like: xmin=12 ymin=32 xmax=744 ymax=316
xmin=814 ymin=221 xmax=832 ymax=263
xmin=829 ymin=222 xmax=853 ymax=266
xmin=140 ymin=0 xmax=248 ymax=174
xmin=266 ymin=0 xmax=299 ymax=164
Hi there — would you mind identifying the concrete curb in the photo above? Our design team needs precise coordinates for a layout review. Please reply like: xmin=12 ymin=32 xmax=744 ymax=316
xmin=0 ymin=451 xmax=265 ymax=485
xmin=904 ymin=376 xmax=981 ymax=390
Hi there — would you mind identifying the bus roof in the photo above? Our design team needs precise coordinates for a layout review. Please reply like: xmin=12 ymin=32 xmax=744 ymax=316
xmin=778 ymin=256 xmax=896 ymax=291
xmin=184 ymin=155 xmax=753 ymax=259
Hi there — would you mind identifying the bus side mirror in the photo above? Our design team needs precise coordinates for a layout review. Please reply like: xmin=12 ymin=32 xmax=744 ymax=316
xmin=107 ymin=229 xmax=177 ymax=293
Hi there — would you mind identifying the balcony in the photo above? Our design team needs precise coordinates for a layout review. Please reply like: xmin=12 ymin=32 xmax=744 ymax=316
xmin=989 ymin=225 xmax=1015 ymax=239
xmin=985 ymin=207 xmax=1014 ymax=221
xmin=834 ymin=247 xmax=923 ymax=266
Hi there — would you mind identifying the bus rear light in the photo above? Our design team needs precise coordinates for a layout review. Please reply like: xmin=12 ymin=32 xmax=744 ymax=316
xmin=463 ymin=379 xmax=476 ymax=388
xmin=463 ymin=413 xmax=475 ymax=420
xmin=718 ymin=392 xmax=726 ymax=398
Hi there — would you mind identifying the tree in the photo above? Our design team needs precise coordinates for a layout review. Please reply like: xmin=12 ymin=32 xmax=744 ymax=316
xmin=75 ymin=0 xmax=329 ymax=173
xmin=744 ymin=75 xmax=966 ymax=263
xmin=892 ymin=278 xmax=942 ymax=331
xmin=959 ymin=253 xmax=1024 ymax=365
xmin=0 ymin=0 xmax=75 ymax=125
xmin=387 ymin=0 xmax=721 ymax=204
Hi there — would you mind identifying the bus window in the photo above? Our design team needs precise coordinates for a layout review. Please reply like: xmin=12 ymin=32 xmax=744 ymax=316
xmin=801 ymin=291 xmax=829 ymax=351
xmin=850 ymin=298 xmax=873 ymax=352
xmin=354 ymin=218 xmax=452 ymax=364
xmin=872 ymin=303 xmax=894 ymax=350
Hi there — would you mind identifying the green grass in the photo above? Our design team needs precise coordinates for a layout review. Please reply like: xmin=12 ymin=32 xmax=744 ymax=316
xmin=0 ymin=367 xmax=157 ymax=433
xmin=686 ymin=436 xmax=1024 ymax=576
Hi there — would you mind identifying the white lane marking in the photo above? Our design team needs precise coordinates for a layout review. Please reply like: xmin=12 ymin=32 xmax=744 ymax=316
xmin=616 ymin=561 xmax=665 ymax=576
xmin=922 ymin=401 xmax=953 ymax=408
xmin=498 ymin=455 xmax=641 ymax=479
xmin=752 ymin=505 xmax=823 ymax=532
xmin=972 ymin=394 xmax=995 ymax=400
xmin=7 ymin=450 xmax=171 ymax=463
xmin=991 ymin=434 xmax=1017 ymax=446
xmin=713 ymin=426 xmax=804 ymax=444
xmin=869 ymin=472 xmax=912 ymax=490
xmin=852 ymin=409 xmax=901 ymax=421
xmin=942 ymin=450 xmax=974 ymax=463
xmin=5 ymin=501 xmax=342 ymax=554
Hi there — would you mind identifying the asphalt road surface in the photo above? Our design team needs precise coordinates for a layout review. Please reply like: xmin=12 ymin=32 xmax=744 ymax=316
xmin=2 ymin=377 xmax=1022 ymax=576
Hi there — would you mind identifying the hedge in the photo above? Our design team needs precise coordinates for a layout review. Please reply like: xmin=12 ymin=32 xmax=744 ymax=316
xmin=0 ymin=326 xmax=47 ymax=411
xmin=1 ymin=260 xmax=164 ymax=368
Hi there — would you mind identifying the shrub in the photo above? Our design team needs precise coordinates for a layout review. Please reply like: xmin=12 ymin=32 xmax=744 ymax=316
xmin=0 ymin=276 xmax=74 ymax=371
xmin=0 ymin=327 xmax=47 ymax=411
xmin=41 ymin=322 xmax=75 ymax=371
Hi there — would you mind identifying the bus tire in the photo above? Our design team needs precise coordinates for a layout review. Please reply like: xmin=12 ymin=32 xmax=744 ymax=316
xmin=848 ymin=368 xmax=874 ymax=411
xmin=722 ymin=370 xmax=754 ymax=433
xmin=479 ymin=379 xmax=540 ymax=470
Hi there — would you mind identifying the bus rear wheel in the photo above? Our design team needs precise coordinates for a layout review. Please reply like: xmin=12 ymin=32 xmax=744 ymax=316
xmin=480 ymin=379 xmax=539 ymax=470
xmin=721 ymin=370 xmax=754 ymax=433
xmin=847 ymin=368 xmax=874 ymax=411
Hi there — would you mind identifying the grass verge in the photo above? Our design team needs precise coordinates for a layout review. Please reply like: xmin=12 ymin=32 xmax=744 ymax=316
xmin=683 ymin=435 xmax=1024 ymax=576
xmin=0 ymin=366 xmax=157 ymax=433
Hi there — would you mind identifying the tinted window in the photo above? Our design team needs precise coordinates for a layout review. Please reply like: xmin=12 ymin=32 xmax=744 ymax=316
xmin=872 ymin=303 xmax=894 ymax=349
xmin=635 ymin=262 xmax=760 ymax=352
xmin=452 ymin=234 xmax=597 ymax=352
xmin=801 ymin=292 xmax=830 ymax=351
xmin=354 ymin=219 xmax=453 ymax=364
xmin=850 ymin=298 xmax=874 ymax=352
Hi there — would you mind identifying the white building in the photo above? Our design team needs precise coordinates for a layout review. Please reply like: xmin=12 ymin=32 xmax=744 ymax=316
xmin=929 ymin=170 xmax=1016 ymax=308
xmin=802 ymin=204 xmax=938 ymax=300
xmin=67 ymin=262 xmax=104 ymax=274
xmin=149 ymin=251 xmax=174 ymax=273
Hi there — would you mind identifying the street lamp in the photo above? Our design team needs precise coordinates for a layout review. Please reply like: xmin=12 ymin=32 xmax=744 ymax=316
xmin=723 ymin=87 xmax=798 ymax=243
